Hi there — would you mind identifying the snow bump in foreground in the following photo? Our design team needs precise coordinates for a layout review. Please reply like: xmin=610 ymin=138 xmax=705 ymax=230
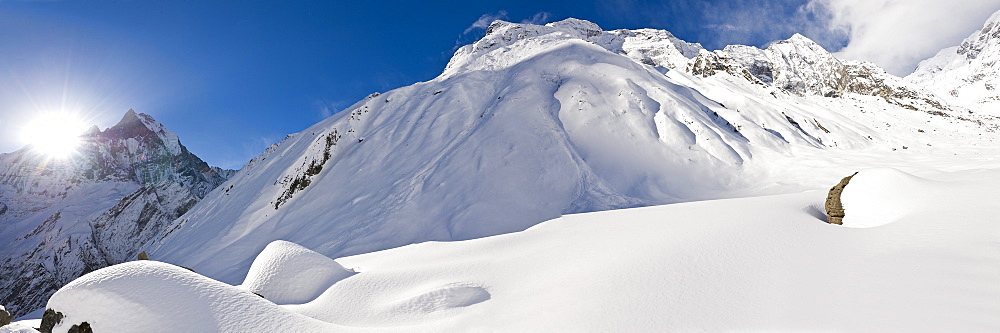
xmin=840 ymin=168 xmax=937 ymax=228
xmin=44 ymin=261 xmax=336 ymax=332
xmin=239 ymin=240 xmax=355 ymax=304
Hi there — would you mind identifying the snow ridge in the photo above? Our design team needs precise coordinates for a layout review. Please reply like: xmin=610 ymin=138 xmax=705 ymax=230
xmin=908 ymin=9 xmax=1000 ymax=114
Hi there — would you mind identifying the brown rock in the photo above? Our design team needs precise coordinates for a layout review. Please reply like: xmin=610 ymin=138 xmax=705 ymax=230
xmin=68 ymin=321 xmax=93 ymax=333
xmin=137 ymin=251 xmax=149 ymax=260
xmin=0 ymin=305 xmax=11 ymax=326
xmin=825 ymin=172 xmax=858 ymax=224
xmin=39 ymin=309 xmax=63 ymax=333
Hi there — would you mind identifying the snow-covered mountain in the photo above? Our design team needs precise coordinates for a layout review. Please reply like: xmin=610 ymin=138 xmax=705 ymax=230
xmin=4 ymin=11 xmax=1000 ymax=332
xmin=138 ymin=17 xmax=996 ymax=286
xmin=0 ymin=110 xmax=231 ymax=317
xmin=908 ymin=10 xmax=1000 ymax=116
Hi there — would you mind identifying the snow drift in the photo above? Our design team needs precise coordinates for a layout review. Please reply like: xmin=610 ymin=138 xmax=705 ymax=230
xmin=239 ymin=240 xmax=354 ymax=304
xmin=43 ymin=261 xmax=337 ymax=333
xmin=26 ymin=167 xmax=1000 ymax=331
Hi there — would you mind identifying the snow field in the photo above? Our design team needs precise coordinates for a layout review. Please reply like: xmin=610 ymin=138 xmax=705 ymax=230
xmin=32 ymin=167 xmax=1000 ymax=331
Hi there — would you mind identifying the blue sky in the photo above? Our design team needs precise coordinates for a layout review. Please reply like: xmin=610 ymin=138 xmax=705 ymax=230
xmin=1 ymin=0 xmax=996 ymax=169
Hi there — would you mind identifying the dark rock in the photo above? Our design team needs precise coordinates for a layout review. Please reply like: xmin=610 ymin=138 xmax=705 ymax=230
xmin=39 ymin=309 xmax=92 ymax=333
xmin=68 ymin=321 xmax=93 ymax=333
xmin=825 ymin=172 xmax=858 ymax=224
xmin=137 ymin=251 xmax=148 ymax=260
xmin=40 ymin=309 xmax=63 ymax=333
xmin=0 ymin=305 xmax=11 ymax=326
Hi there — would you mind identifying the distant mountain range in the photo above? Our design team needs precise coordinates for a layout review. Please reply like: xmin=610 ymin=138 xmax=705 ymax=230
xmin=0 ymin=110 xmax=232 ymax=317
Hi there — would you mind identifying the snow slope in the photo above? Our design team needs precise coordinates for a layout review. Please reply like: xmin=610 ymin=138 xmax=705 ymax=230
xmin=139 ymin=18 xmax=998 ymax=287
xmin=29 ymin=167 xmax=1000 ymax=332
xmin=909 ymin=10 xmax=1000 ymax=115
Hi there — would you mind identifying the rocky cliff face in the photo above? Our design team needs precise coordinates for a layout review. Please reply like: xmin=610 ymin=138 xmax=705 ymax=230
xmin=0 ymin=110 xmax=232 ymax=317
xmin=687 ymin=34 xmax=955 ymax=116
xmin=908 ymin=10 xmax=1000 ymax=115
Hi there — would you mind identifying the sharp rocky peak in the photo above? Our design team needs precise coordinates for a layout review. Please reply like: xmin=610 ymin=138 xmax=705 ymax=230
xmin=101 ymin=109 xmax=183 ymax=157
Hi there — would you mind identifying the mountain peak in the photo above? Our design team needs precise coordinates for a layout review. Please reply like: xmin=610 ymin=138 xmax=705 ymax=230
xmin=771 ymin=33 xmax=827 ymax=52
xmin=545 ymin=18 xmax=604 ymax=37
xmin=105 ymin=109 xmax=183 ymax=156
xmin=85 ymin=125 xmax=102 ymax=135
xmin=115 ymin=108 xmax=141 ymax=128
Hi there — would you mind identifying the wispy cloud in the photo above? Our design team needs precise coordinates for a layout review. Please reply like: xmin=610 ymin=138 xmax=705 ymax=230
xmin=463 ymin=10 xmax=509 ymax=35
xmin=454 ymin=11 xmax=553 ymax=51
xmin=521 ymin=12 xmax=552 ymax=25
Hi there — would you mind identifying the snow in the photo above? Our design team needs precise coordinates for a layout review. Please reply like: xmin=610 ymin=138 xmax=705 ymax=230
xmin=908 ymin=9 xmax=1000 ymax=113
xmin=44 ymin=261 xmax=337 ymax=332
xmin=840 ymin=168 xmax=932 ymax=228
xmin=0 ymin=320 xmax=40 ymax=333
xmin=239 ymin=240 xmax=355 ymax=304
xmin=7 ymin=15 xmax=1000 ymax=331
xmin=140 ymin=18 xmax=998 ymax=288
xmin=37 ymin=167 xmax=1000 ymax=331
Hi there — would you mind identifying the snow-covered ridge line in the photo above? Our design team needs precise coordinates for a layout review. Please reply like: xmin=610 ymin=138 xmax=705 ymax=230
xmin=908 ymin=9 xmax=1000 ymax=114
xmin=445 ymin=18 xmax=704 ymax=75
xmin=464 ymin=18 xmax=963 ymax=119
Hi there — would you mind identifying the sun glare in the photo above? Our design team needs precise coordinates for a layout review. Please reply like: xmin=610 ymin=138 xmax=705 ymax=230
xmin=20 ymin=113 xmax=89 ymax=159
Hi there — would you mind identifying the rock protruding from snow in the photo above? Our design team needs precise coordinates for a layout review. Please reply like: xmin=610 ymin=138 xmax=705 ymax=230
xmin=0 ymin=305 xmax=10 ymax=327
xmin=839 ymin=168 xmax=934 ymax=228
xmin=240 ymin=241 xmax=354 ymax=305
xmin=824 ymin=172 xmax=857 ymax=224
xmin=46 ymin=261 xmax=334 ymax=332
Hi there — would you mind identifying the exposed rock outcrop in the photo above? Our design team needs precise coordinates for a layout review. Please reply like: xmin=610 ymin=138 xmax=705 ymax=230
xmin=825 ymin=172 xmax=858 ymax=224
xmin=0 ymin=304 xmax=11 ymax=326
xmin=39 ymin=309 xmax=63 ymax=333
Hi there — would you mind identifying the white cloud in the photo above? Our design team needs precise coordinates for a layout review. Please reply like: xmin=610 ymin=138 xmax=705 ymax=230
xmin=521 ymin=12 xmax=552 ymax=25
xmin=808 ymin=0 xmax=1000 ymax=76
xmin=463 ymin=10 xmax=509 ymax=35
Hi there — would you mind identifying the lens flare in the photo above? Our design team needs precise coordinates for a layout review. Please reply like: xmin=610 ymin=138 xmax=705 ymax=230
xmin=20 ymin=112 xmax=89 ymax=159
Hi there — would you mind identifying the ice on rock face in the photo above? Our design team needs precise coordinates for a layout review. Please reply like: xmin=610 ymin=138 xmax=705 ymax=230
xmin=240 ymin=241 xmax=355 ymax=305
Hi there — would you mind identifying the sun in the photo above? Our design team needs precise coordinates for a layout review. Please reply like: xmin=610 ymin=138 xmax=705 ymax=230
xmin=20 ymin=112 xmax=89 ymax=159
